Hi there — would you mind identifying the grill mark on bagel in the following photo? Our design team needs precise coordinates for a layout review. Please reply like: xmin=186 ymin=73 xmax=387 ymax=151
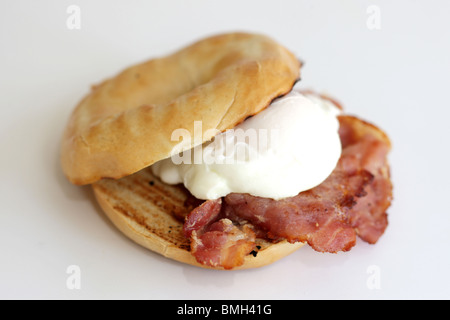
xmin=94 ymin=183 xmax=141 ymax=222
xmin=130 ymin=168 xmax=191 ymax=220
xmin=133 ymin=179 xmax=188 ymax=220
xmin=94 ymin=178 xmax=190 ymax=248
xmin=139 ymin=168 xmax=189 ymax=201
xmin=113 ymin=170 xmax=183 ymax=210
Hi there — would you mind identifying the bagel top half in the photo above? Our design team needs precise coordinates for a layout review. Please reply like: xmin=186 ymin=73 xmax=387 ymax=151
xmin=61 ymin=32 xmax=301 ymax=185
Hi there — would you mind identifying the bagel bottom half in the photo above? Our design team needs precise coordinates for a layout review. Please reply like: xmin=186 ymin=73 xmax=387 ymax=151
xmin=92 ymin=167 xmax=304 ymax=270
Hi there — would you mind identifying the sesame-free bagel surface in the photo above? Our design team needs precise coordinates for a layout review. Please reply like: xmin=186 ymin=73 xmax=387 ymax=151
xmin=61 ymin=32 xmax=300 ymax=185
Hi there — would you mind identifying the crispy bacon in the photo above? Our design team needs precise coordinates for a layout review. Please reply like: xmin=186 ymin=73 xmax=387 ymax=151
xmin=338 ymin=116 xmax=393 ymax=243
xmin=183 ymin=115 xmax=392 ymax=269
xmin=184 ymin=198 xmax=223 ymax=238
xmin=222 ymin=157 xmax=374 ymax=253
xmin=183 ymin=199 xmax=256 ymax=269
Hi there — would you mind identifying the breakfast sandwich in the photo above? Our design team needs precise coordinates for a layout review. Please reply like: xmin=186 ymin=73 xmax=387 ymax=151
xmin=61 ymin=32 xmax=392 ymax=270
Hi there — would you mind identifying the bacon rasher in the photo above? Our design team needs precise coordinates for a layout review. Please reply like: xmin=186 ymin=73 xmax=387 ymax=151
xmin=184 ymin=199 xmax=256 ymax=269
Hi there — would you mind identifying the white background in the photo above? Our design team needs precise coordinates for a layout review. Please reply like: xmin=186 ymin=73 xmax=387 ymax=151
xmin=1 ymin=0 xmax=449 ymax=300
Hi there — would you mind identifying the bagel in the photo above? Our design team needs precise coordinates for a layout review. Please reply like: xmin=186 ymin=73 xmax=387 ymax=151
xmin=61 ymin=32 xmax=392 ymax=270
xmin=61 ymin=32 xmax=300 ymax=185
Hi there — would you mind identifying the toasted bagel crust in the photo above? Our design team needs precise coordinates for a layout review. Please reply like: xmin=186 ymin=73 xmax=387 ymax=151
xmin=92 ymin=168 xmax=304 ymax=270
xmin=61 ymin=32 xmax=300 ymax=185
